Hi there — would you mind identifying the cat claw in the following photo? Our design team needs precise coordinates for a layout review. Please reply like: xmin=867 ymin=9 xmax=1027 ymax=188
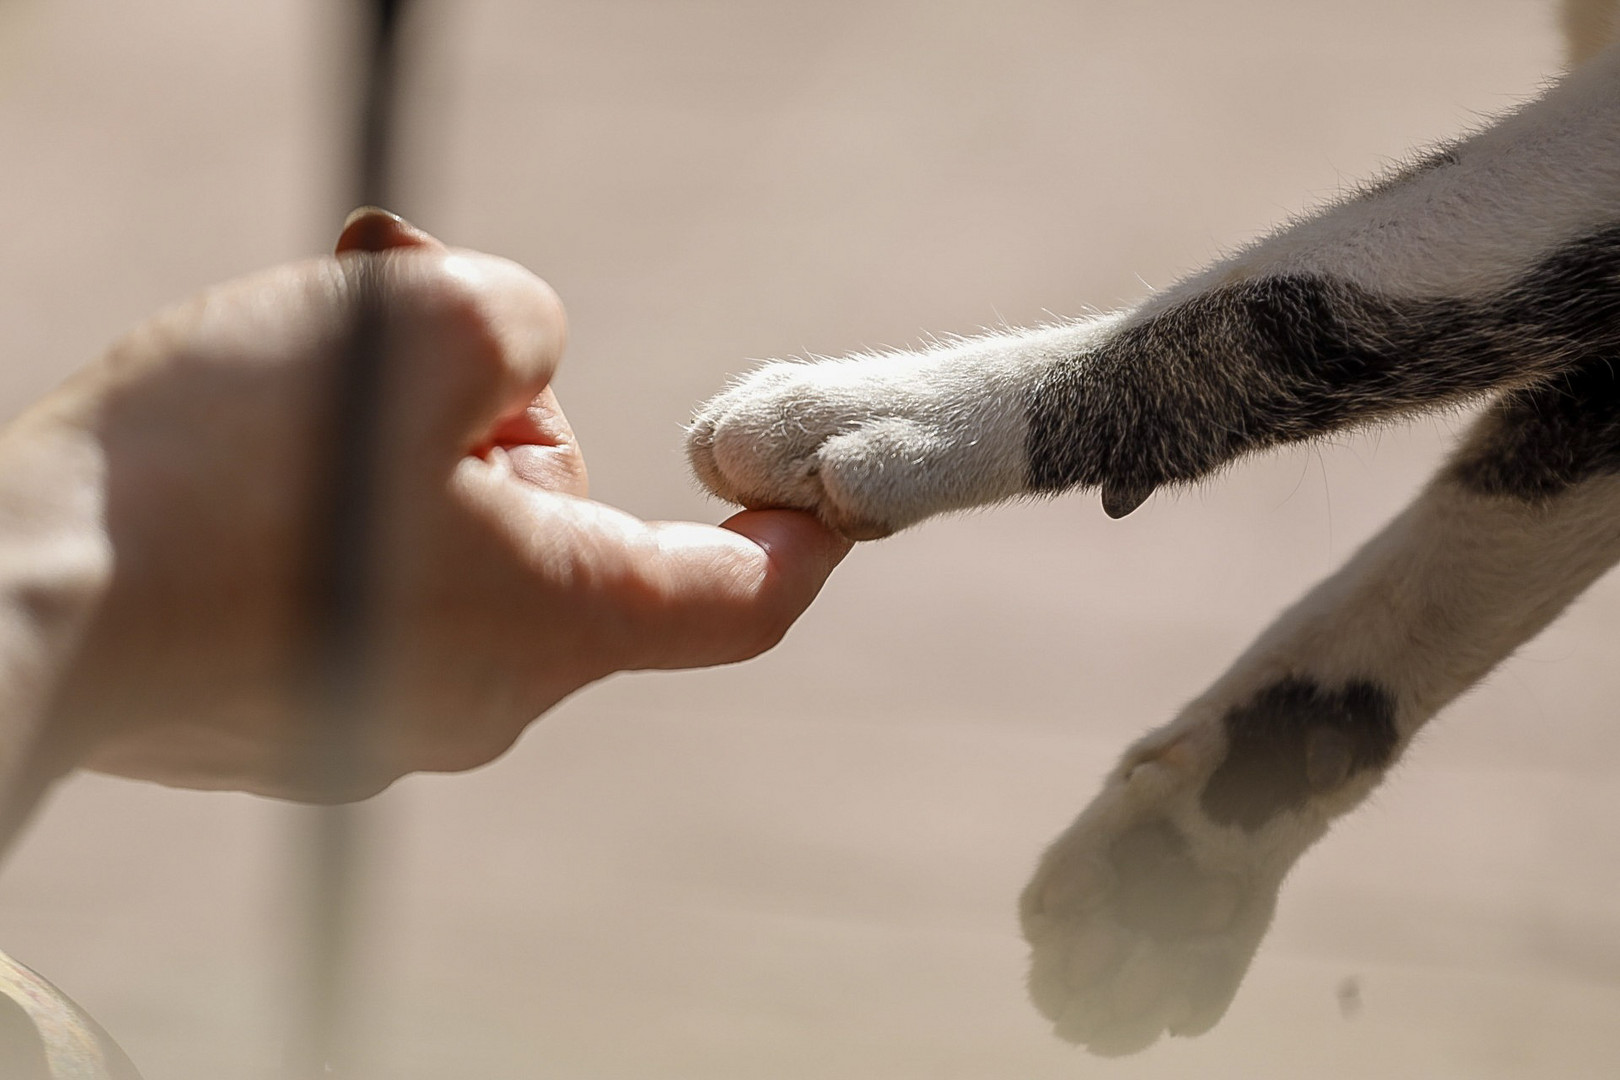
xmin=1101 ymin=481 xmax=1155 ymax=518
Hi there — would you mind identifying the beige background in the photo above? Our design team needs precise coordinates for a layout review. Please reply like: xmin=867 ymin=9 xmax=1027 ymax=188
xmin=3 ymin=1 xmax=1619 ymax=1077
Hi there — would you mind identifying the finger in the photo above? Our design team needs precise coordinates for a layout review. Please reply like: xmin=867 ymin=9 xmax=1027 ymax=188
xmin=631 ymin=509 xmax=852 ymax=669
xmin=435 ymin=254 xmax=569 ymax=437
xmin=330 ymin=206 xmax=569 ymax=453
xmin=362 ymin=250 xmax=570 ymax=458
xmin=335 ymin=206 xmax=445 ymax=254
xmin=485 ymin=386 xmax=589 ymax=497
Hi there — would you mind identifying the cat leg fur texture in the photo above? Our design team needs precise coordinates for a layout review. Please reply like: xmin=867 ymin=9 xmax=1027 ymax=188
xmin=1022 ymin=447 xmax=1620 ymax=1052
xmin=688 ymin=16 xmax=1620 ymax=1058
xmin=689 ymin=45 xmax=1620 ymax=534
xmin=1019 ymin=74 xmax=1620 ymax=1053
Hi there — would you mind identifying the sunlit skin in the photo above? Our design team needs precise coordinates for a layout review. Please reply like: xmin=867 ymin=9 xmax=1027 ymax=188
xmin=0 ymin=209 xmax=848 ymax=833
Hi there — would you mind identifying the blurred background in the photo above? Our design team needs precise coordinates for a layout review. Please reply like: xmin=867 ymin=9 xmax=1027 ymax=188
xmin=3 ymin=0 xmax=1619 ymax=1076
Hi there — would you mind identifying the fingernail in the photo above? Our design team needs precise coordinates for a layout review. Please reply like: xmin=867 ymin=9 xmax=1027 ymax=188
xmin=336 ymin=206 xmax=439 ymax=254
xmin=342 ymin=205 xmax=402 ymax=231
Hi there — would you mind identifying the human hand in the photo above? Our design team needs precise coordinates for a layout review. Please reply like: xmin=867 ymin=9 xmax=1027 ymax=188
xmin=5 ymin=210 xmax=849 ymax=803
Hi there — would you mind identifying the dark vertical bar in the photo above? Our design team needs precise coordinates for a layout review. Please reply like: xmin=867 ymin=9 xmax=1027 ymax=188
xmin=357 ymin=0 xmax=408 ymax=211
xmin=291 ymin=1 xmax=413 ymax=1076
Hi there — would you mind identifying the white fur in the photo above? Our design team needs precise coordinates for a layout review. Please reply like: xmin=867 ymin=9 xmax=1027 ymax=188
xmin=1202 ymin=45 xmax=1620 ymax=302
xmin=687 ymin=1 xmax=1620 ymax=1055
xmin=689 ymin=316 xmax=1124 ymax=537
xmin=1020 ymin=471 xmax=1620 ymax=1052
xmin=690 ymin=44 xmax=1620 ymax=536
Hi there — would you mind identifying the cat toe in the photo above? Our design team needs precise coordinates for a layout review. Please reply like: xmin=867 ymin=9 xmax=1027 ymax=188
xmin=685 ymin=367 xmax=924 ymax=538
xmin=686 ymin=364 xmax=827 ymax=512
xmin=1019 ymin=755 xmax=1281 ymax=1054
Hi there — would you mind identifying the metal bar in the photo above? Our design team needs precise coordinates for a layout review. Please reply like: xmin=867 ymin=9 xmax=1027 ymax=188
xmin=290 ymin=2 xmax=414 ymax=1076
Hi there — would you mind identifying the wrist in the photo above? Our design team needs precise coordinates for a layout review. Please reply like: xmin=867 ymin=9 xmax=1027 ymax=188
xmin=0 ymin=389 xmax=113 ymax=837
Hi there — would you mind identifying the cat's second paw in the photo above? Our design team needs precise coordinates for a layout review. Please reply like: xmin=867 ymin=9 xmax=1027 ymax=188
xmin=1019 ymin=724 xmax=1299 ymax=1056
xmin=687 ymin=350 xmax=1032 ymax=539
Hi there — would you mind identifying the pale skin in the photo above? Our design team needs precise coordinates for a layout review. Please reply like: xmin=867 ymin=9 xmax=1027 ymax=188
xmin=0 ymin=209 xmax=850 ymax=849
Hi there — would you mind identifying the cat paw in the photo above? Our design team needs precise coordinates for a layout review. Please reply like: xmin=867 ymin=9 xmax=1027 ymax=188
xmin=686 ymin=351 xmax=1029 ymax=539
xmin=1018 ymin=727 xmax=1292 ymax=1056
xmin=686 ymin=361 xmax=933 ymax=539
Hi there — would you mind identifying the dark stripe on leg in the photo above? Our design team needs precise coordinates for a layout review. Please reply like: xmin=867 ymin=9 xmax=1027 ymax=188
xmin=1447 ymin=358 xmax=1620 ymax=499
xmin=1027 ymin=223 xmax=1620 ymax=510
xmin=1200 ymin=677 xmax=1398 ymax=832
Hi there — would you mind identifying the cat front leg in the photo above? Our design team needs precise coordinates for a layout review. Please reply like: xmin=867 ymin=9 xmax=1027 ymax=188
xmin=689 ymin=47 xmax=1620 ymax=535
xmin=1022 ymin=380 xmax=1620 ymax=1054
xmin=687 ymin=316 xmax=1124 ymax=537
